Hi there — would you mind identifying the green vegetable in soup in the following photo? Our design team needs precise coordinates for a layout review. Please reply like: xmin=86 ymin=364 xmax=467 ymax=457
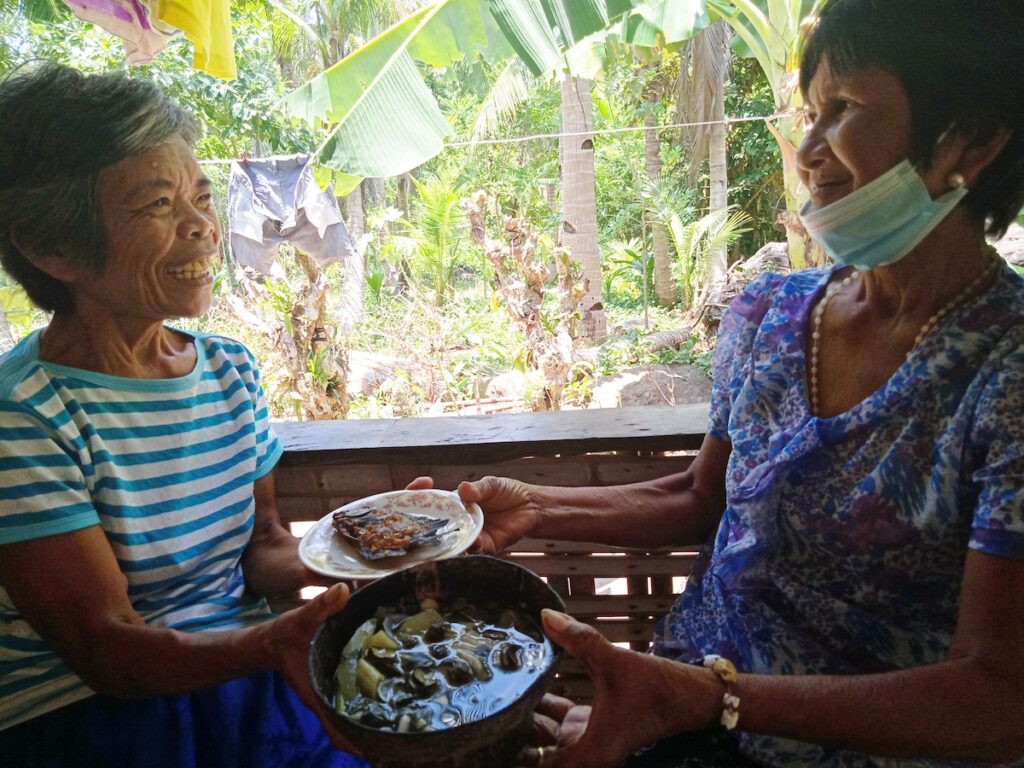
xmin=357 ymin=658 xmax=386 ymax=699
xmin=334 ymin=617 xmax=377 ymax=705
xmin=344 ymin=618 xmax=378 ymax=656
xmin=367 ymin=629 xmax=400 ymax=651
xmin=334 ymin=600 xmax=550 ymax=734
xmin=397 ymin=608 xmax=443 ymax=638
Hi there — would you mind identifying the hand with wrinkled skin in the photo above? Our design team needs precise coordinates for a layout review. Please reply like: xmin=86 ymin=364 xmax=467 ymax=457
xmin=518 ymin=609 xmax=721 ymax=768
xmin=516 ymin=694 xmax=591 ymax=767
xmin=456 ymin=476 xmax=542 ymax=554
xmin=260 ymin=583 xmax=363 ymax=756
xmin=402 ymin=475 xmax=541 ymax=554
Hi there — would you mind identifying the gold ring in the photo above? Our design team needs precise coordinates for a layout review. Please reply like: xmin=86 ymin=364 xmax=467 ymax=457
xmin=537 ymin=746 xmax=545 ymax=765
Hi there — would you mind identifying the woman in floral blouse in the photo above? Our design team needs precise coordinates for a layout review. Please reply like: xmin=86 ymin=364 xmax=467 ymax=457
xmin=438 ymin=1 xmax=1024 ymax=766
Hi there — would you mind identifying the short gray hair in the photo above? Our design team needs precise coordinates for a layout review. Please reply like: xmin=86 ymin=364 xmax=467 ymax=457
xmin=0 ymin=64 xmax=200 ymax=313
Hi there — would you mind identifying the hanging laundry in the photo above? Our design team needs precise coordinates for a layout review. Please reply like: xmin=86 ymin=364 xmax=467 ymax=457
xmin=124 ymin=3 xmax=180 ymax=66
xmin=147 ymin=0 xmax=236 ymax=79
xmin=227 ymin=154 xmax=356 ymax=275
xmin=61 ymin=0 xmax=175 ymax=66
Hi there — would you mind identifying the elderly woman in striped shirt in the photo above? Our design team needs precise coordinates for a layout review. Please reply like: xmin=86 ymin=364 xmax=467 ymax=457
xmin=0 ymin=65 xmax=364 ymax=768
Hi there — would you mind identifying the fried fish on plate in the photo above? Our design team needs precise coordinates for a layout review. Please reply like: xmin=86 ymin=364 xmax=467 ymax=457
xmin=332 ymin=505 xmax=455 ymax=561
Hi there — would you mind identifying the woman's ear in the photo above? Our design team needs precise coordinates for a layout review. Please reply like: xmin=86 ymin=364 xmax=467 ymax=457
xmin=10 ymin=229 xmax=82 ymax=283
xmin=937 ymin=127 xmax=1013 ymax=190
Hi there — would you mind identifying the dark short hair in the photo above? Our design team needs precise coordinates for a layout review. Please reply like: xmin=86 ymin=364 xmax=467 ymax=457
xmin=800 ymin=0 xmax=1024 ymax=238
xmin=0 ymin=64 xmax=199 ymax=313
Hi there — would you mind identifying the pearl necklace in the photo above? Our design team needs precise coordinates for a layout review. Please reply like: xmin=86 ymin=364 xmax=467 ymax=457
xmin=808 ymin=249 xmax=1001 ymax=416
xmin=809 ymin=269 xmax=859 ymax=416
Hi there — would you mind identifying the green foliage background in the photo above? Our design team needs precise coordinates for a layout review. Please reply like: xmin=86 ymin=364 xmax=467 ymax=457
xmin=0 ymin=3 xmax=790 ymax=416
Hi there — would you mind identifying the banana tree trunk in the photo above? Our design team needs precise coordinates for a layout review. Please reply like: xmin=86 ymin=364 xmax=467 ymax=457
xmin=765 ymin=111 xmax=815 ymax=270
xmin=559 ymin=76 xmax=606 ymax=341
xmin=763 ymin=57 xmax=826 ymax=271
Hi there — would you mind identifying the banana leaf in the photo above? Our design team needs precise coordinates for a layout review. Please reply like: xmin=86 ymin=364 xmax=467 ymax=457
xmin=489 ymin=0 xmax=648 ymax=76
xmin=620 ymin=0 xmax=710 ymax=50
xmin=710 ymin=0 xmax=825 ymax=81
xmin=282 ymin=0 xmax=689 ymax=181
xmin=282 ymin=0 xmax=486 ymax=178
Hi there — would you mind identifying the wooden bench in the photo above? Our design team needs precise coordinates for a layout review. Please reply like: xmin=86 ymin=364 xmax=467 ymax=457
xmin=273 ymin=404 xmax=709 ymax=701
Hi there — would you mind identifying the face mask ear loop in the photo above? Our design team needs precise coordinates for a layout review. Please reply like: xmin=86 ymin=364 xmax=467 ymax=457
xmin=923 ymin=123 xmax=965 ymax=181
xmin=934 ymin=123 xmax=959 ymax=150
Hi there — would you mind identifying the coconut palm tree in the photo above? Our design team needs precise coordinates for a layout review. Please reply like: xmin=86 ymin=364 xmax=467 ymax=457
xmin=635 ymin=29 xmax=732 ymax=311
xmin=559 ymin=76 xmax=605 ymax=340
xmin=678 ymin=20 xmax=733 ymax=284
xmin=470 ymin=66 xmax=608 ymax=340
xmin=635 ymin=63 xmax=675 ymax=308
xmin=277 ymin=0 xmax=715 ymax=340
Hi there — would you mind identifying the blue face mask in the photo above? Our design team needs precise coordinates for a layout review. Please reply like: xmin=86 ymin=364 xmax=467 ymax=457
xmin=798 ymin=160 xmax=968 ymax=270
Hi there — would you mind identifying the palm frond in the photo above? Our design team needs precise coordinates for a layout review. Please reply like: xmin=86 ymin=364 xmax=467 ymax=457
xmin=470 ymin=58 xmax=529 ymax=142
xmin=666 ymin=204 xmax=751 ymax=303
xmin=676 ymin=19 xmax=731 ymax=184
xmin=703 ymin=207 xmax=752 ymax=254
xmin=264 ymin=0 xmax=331 ymax=67
xmin=0 ymin=0 xmax=68 ymax=23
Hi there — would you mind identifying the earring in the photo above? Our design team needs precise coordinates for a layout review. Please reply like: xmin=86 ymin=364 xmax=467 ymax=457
xmin=947 ymin=172 xmax=966 ymax=189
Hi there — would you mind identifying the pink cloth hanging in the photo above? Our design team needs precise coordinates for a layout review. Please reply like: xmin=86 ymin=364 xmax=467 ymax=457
xmin=61 ymin=0 xmax=177 ymax=65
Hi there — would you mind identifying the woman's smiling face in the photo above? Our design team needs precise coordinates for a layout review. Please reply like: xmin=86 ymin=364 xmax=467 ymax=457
xmin=70 ymin=137 xmax=220 ymax=321
xmin=796 ymin=58 xmax=915 ymax=209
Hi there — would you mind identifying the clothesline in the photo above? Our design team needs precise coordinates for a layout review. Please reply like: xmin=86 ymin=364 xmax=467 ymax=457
xmin=447 ymin=111 xmax=792 ymax=147
xmin=197 ymin=111 xmax=794 ymax=166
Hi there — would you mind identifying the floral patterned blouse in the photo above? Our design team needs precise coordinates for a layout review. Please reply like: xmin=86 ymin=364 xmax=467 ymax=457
xmin=653 ymin=263 xmax=1024 ymax=767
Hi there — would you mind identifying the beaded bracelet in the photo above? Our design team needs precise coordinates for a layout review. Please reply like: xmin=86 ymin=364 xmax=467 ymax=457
xmin=697 ymin=654 xmax=740 ymax=731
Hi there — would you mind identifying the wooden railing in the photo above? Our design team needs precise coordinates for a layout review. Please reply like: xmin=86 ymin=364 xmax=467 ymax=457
xmin=274 ymin=404 xmax=709 ymax=701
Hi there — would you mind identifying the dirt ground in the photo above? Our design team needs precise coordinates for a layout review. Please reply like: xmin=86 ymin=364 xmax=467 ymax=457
xmin=571 ymin=363 xmax=712 ymax=409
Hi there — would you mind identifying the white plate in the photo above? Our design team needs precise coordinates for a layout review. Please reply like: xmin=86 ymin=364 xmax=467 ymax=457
xmin=298 ymin=489 xmax=484 ymax=580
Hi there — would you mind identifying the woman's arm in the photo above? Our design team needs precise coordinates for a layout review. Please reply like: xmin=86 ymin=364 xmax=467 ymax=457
xmin=735 ymin=549 xmax=1024 ymax=762
xmin=536 ymin=549 xmax=1024 ymax=767
xmin=0 ymin=524 xmax=347 ymax=700
xmin=464 ymin=433 xmax=731 ymax=553
xmin=241 ymin=470 xmax=333 ymax=597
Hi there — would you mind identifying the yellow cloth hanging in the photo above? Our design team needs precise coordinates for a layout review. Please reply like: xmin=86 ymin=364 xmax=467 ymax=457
xmin=150 ymin=0 xmax=236 ymax=80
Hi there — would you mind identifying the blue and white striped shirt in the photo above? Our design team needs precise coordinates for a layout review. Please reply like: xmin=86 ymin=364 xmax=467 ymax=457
xmin=0 ymin=329 xmax=283 ymax=730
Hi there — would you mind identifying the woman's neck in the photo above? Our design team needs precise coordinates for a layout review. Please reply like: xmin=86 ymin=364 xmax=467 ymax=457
xmin=850 ymin=211 xmax=993 ymax=322
xmin=39 ymin=311 xmax=195 ymax=379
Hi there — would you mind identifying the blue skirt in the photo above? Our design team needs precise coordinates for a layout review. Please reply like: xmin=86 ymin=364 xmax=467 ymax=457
xmin=0 ymin=671 xmax=368 ymax=768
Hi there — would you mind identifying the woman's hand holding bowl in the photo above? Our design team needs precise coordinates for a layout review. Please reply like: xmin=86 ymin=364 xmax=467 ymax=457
xmin=259 ymin=583 xmax=362 ymax=754
xmin=524 ymin=610 xmax=722 ymax=768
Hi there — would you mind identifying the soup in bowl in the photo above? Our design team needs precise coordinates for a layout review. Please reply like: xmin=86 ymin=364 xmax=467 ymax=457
xmin=309 ymin=555 xmax=566 ymax=768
